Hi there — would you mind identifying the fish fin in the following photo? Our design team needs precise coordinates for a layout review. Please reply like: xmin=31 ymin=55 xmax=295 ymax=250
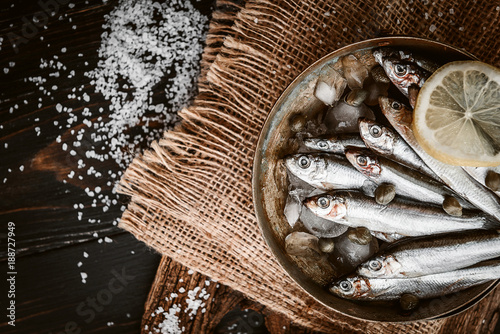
xmin=483 ymin=217 xmax=500 ymax=230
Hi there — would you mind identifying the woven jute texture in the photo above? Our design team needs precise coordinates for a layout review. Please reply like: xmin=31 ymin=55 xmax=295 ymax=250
xmin=118 ymin=0 xmax=500 ymax=332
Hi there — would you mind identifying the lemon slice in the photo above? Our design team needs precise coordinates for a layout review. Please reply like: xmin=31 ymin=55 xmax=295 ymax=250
xmin=412 ymin=61 xmax=500 ymax=167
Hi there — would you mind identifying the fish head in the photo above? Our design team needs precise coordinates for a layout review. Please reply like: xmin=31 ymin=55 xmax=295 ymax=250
xmin=345 ymin=148 xmax=381 ymax=178
xmin=285 ymin=154 xmax=327 ymax=182
xmin=380 ymin=57 xmax=427 ymax=95
xmin=379 ymin=96 xmax=413 ymax=130
xmin=303 ymin=193 xmax=347 ymax=221
xmin=372 ymin=47 xmax=399 ymax=66
xmin=329 ymin=276 xmax=372 ymax=300
xmin=358 ymin=118 xmax=396 ymax=156
xmin=303 ymin=137 xmax=341 ymax=153
xmin=357 ymin=254 xmax=403 ymax=278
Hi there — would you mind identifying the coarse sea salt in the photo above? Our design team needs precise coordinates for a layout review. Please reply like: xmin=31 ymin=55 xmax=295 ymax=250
xmin=85 ymin=0 xmax=208 ymax=169
xmin=153 ymin=283 xmax=214 ymax=333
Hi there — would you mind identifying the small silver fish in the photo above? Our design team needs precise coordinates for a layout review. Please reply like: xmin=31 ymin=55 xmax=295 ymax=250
xmin=374 ymin=54 xmax=431 ymax=96
xmin=357 ymin=230 xmax=500 ymax=278
xmin=358 ymin=118 xmax=438 ymax=180
xmin=331 ymin=261 xmax=500 ymax=301
xmin=345 ymin=147 xmax=472 ymax=210
xmin=303 ymin=135 xmax=366 ymax=154
xmin=379 ymin=96 xmax=500 ymax=222
xmin=398 ymin=49 xmax=441 ymax=73
xmin=303 ymin=190 xmax=497 ymax=237
xmin=373 ymin=47 xmax=440 ymax=74
xmin=285 ymin=153 xmax=374 ymax=191
xmin=463 ymin=166 xmax=500 ymax=197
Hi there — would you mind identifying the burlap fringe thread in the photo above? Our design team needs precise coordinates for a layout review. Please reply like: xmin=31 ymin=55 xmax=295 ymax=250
xmin=119 ymin=0 xmax=500 ymax=332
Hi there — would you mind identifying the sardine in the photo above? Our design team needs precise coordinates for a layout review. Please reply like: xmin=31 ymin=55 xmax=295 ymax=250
xmin=303 ymin=190 xmax=498 ymax=237
xmin=398 ymin=49 xmax=441 ymax=73
xmin=303 ymin=135 xmax=366 ymax=155
xmin=379 ymin=97 xmax=500 ymax=222
xmin=358 ymin=118 xmax=439 ymax=180
xmin=285 ymin=153 xmax=374 ymax=192
xmin=373 ymin=52 xmax=431 ymax=96
xmin=330 ymin=261 xmax=500 ymax=301
xmin=357 ymin=230 xmax=500 ymax=278
xmin=344 ymin=147 xmax=473 ymax=210
xmin=373 ymin=47 xmax=440 ymax=76
xmin=463 ymin=166 xmax=500 ymax=197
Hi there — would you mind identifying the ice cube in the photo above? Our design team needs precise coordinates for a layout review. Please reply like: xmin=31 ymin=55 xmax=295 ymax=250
xmin=324 ymin=101 xmax=376 ymax=133
xmin=328 ymin=228 xmax=379 ymax=275
xmin=300 ymin=205 xmax=349 ymax=238
xmin=314 ymin=65 xmax=347 ymax=106
xmin=363 ymin=76 xmax=389 ymax=106
xmin=342 ymin=54 xmax=369 ymax=90
xmin=284 ymin=194 xmax=301 ymax=228
xmin=285 ymin=231 xmax=322 ymax=259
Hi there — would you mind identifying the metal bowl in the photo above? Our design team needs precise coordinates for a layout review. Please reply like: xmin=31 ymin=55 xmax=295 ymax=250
xmin=252 ymin=37 xmax=498 ymax=322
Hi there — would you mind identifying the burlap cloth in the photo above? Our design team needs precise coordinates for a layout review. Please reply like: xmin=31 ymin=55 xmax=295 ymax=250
xmin=118 ymin=0 xmax=500 ymax=332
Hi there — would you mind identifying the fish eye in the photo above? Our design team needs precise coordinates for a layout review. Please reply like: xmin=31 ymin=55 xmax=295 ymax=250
xmin=395 ymin=64 xmax=407 ymax=76
xmin=317 ymin=196 xmax=330 ymax=209
xmin=317 ymin=140 xmax=328 ymax=149
xmin=298 ymin=156 xmax=311 ymax=169
xmin=369 ymin=260 xmax=382 ymax=271
xmin=339 ymin=280 xmax=352 ymax=292
xmin=391 ymin=101 xmax=402 ymax=110
xmin=357 ymin=155 xmax=367 ymax=166
xmin=370 ymin=125 xmax=382 ymax=138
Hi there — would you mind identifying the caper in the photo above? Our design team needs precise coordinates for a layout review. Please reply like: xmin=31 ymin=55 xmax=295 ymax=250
xmin=347 ymin=227 xmax=372 ymax=245
xmin=318 ymin=238 xmax=335 ymax=253
xmin=375 ymin=183 xmax=396 ymax=205
xmin=285 ymin=232 xmax=321 ymax=258
xmin=290 ymin=114 xmax=306 ymax=133
xmin=486 ymin=171 xmax=500 ymax=192
xmin=400 ymin=293 xmax=419 ymax=311
xmin=443 ymin=195 xmax=462 ymax=217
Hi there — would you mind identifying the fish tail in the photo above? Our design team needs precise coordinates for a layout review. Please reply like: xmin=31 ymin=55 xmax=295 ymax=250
xmin=483 ymin=217 xmax=500 ymax=230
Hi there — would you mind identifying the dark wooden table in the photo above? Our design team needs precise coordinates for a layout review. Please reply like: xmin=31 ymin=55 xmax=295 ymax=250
xmin=2 ymin=1 xmax=500 ymax=333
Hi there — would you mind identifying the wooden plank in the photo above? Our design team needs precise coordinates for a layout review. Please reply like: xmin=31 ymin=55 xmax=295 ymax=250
xmin=139 ymin=256 xmax=329 ymax=334
xmin=0 ymin=233 xmax=160 ymax=334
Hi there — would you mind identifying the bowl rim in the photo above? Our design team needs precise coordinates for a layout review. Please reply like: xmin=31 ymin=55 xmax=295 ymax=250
xmin=251 ymin=36 xmax=497 ymax=322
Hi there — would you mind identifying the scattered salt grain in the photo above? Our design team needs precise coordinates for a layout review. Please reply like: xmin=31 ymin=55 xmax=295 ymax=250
xmin=80 ymin=272 xmax=87 ymax=283
xmin=429 ymin=24 xmax=437 ymax=32
xmin=77 ymin=261 xmax=82 ymax=267
xmin=83 ymin=251 xmax=89 ymax=258
xmin=104 ymin=237 xmax=113 ymax=243
xmin=19 ymin=165 xmax=24 ymax=172
xmin=156 ymin=305 xmax=182 ymax=334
